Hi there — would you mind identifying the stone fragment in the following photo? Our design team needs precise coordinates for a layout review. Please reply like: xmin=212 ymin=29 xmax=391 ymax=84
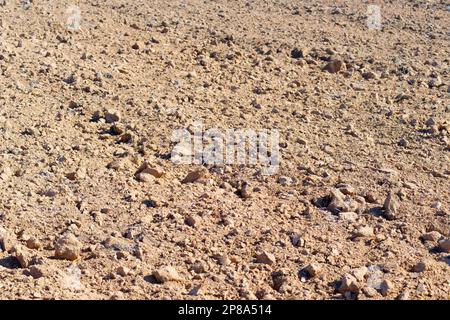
xmin=302 ymin=263 xmax=322 ymax=278
xmin=256 ymin=251 xmax=276 ymax=265
xmin=379 ymin=279 xmax=393 ymax=297
xmin=104 ymin=109 xmax=121 ymax=123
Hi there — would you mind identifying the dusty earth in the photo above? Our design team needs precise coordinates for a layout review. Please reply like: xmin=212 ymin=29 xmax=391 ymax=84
xmin=0 ymin=0 xmax=449 ymax=300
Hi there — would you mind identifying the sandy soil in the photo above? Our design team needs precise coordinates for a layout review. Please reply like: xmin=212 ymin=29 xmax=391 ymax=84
xmin=0 ymin=0 xmax=449 ymax=300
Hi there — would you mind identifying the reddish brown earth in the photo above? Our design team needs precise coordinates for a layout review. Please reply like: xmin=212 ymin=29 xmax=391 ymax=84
xmin=0 ymin=0 xmax=449 ymax=299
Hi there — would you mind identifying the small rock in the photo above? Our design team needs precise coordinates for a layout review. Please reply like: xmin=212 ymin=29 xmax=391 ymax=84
xmin=0 ymin=227 xmax=15 ymax=252
xmin=302 ymin=263 xmax=322 ymax=278
xmin=136 ymin=172 xmax=156 ymax=183
xmin=119 ymin=132 xmax=135 ymax=144
xmin=322 ymin=59 xmax=346 ymax=74
xmin=425 ymin=117 xmax=435 ymax=127
xmin=191 ymin=261 xmax=207 ymax=274
xmin=26 ymin=237 xmax=42 ymax=250
xmin=278 ymin=176 xmax=293 ymax=186
xmin=110 ymin=292 xmax=125 ymax=300
xmin=398 ymin=138 xmax=408 ymax=147
xmin=396 ymin=290 xmax=410 ymax=300
xmin=240 ymin=182 xmax=253 ymax=199
xmin=65 ymin=167 xmax=87 ymax=181
xmin=421 ymin=231 xmax=442 ymax=242
xmin=215 ymin=253 xmax=230 ymax=266
xmin=290 ymin=234 xmax=305 ymax=247
xmin=327 ymin=189 xmax=359 ymax=213
xmin=351 ymin=266 xmax=368 ymax=281
xmin=339 ymin=211 xmax=358 ymax=222
xmin=28 ymin=264 xmax=56 ymax=279
xmin=362 ymin=71 xmax=379 ymax=80
xmin=379 ymin=279 xmax=393 ymax=297
xmin=152 ymin=266 xmax=182 ymax=283
xmin=412 ymin=260 xmax=428 ymax=273
xmin=0 ymin=166 xmax=12 ymax=181
xmin=110 ymin=124 xmax=125 ymax=135
xmin=353 ymin=226 xmax=374 ymax=238
xmin=430 ymin=201 xmax=441 ymax=209
xmin=338 ymin=273 xmax=359 ymax=294
xmin=383 ymin=190 xmax=399 ymax=220
xmin=182 ymin=168 xmax=208 ymax=183
xmin=363 ymin=191 xmax=378 ymax=203
xmin=117 ymin=266 xmax=130 ymax=276
xmin=428 ymin=77 xmax=442 ymax=88
xmin=291 ymin=47 xmax=308 ymax=59
xmin=54 ymin=233 xmax=81 ymax=261
xmin=137 ymin=162 xmax=165 ymax=178
xmin=438 ymin=238 xmax=450 ymax=253
xmin=12 ymin=245 xmax=34 ymax=268
xmin=28 ymin=265 xmax=47 ymax=279
xmin=188 ymin=284 xmax=203 ymax=296
xmin=256 ymin=251 xmax=276 ymax=265
xmin=339 ymin=185 xmax=356 ymax=195
xmin=104 ymin=109 xmax=121 ymax=123
xmin=271 ymin=269 xmax=289 ymax=291
xmin=185 ymin=215 xmax=199 ymax=227
xmin=362 ymin=286 xmax=379 ymax=297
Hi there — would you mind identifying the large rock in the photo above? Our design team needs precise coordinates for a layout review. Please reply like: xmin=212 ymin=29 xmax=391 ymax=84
xmin=327 ymin=189 xmax=359 ymax=213
xmin=54 ymin=233 xmax=82 ymax=261
xmin=152 ymin=266 xmax=182 ymax=283
xmin=12 ymin=245 xmax=35 ymax=268
xmin=0 ymin=227 xmax=16 ymax=252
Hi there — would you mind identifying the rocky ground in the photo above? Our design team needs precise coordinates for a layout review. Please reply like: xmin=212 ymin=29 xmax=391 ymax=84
xmin=0 ymin=0 xmax=449 ymax=300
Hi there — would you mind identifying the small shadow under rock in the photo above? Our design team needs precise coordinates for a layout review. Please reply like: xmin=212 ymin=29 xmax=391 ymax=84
xmin=144 ymin=275 xmax=158 ymax=284
xmin=0 ymin=256 xmax=21 ymax=269
xmin=440 ymin=256 xmax=450 ymax=266
xmin=155 ymin=152 xmax=171 ymax=161
xmin=368 ymin=206 xmax=384 ymax=217
xmin=312 ymin=196 xmax=331 ymax=208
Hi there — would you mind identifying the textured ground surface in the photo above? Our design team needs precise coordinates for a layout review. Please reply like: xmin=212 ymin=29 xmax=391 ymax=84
xmin=0 ymin=0 xmax=449 ymax=300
